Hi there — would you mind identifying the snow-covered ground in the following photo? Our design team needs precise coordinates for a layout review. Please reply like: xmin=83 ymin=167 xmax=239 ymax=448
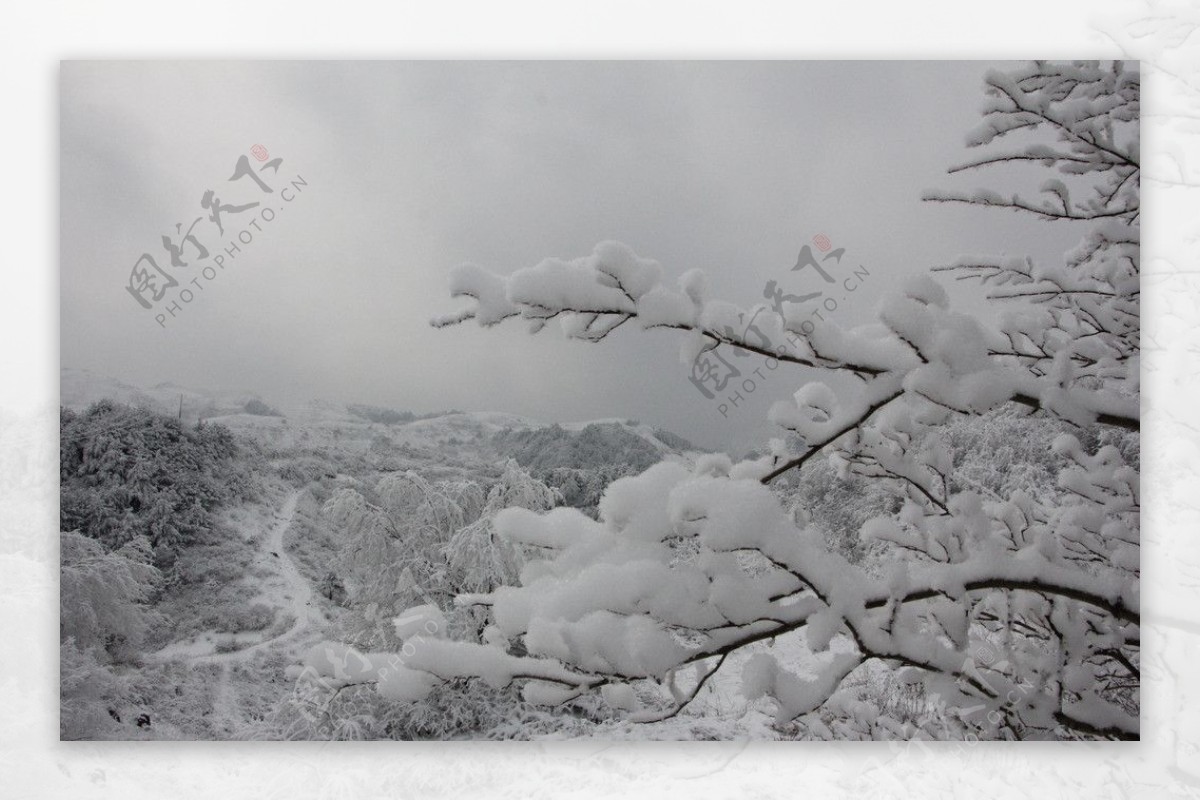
xmin=150 ymin=489 xmax=319 ymax=664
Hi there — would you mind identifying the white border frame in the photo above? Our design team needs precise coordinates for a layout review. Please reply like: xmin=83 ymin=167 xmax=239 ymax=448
xmin=2 ymin=1 xmax=1196 ymax=796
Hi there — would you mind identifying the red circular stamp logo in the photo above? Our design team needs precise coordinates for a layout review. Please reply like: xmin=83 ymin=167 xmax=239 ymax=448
xmin=812 ymin=233 xmax=832 ymax=253
xmin=251 ymin=144 xmax=269 ymax=162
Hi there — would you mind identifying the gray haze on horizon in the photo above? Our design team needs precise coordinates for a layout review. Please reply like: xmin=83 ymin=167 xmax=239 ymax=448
xmin=61 ymin=61 xmax=1080 ymax=453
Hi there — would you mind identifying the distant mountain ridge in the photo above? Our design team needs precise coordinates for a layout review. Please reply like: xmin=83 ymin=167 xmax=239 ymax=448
xmin=61 ymin=368 xmax=269 ymax=421
xmin=59 ymin=368 xmax=702 ymax=462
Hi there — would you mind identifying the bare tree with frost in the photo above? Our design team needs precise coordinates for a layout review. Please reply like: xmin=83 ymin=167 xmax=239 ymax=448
xmin=308 ymin=61 xmax=1139 ymax=740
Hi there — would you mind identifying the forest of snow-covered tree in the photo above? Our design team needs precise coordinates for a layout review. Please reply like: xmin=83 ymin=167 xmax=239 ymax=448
xmin=60 ymin=60 xmax=1139 ymax=742
xmin=57 ymin=389 xmax=716 ymax=739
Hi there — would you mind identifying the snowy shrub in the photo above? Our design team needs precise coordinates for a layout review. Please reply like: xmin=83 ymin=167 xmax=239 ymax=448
xmin=228 ymin=602 xmax=276 ymax=633
xmin=493 ymin=422 xmax=663 ymax=472
xmin=270 ymin=671 xmax=535 ymax=741
xmin=319 ymin=571 xmax=348 ymax=604
xmin=60 ymin=530 xmax=162 ymax=662
xmin=214 ymin=636 xmax=241 ymax=654
xmin=59 ymin=530 xmax=162 ymax=739
xmin=536 ymin=465 xmax=633 ymax=518
xmin=325 ymin=463 xmax=562 ymax=650
xmin=442 ymin=461 xmax=562 ymax=597
xmin=59 ymin=639 xmax=134 ymax=740
xmin=243 ymin=399 xmax=283 ymax=417
xmin=60 ymin=402 xmax=254 ymax=562
xmin=277 ymin=455 xmax=335 ymax=486
xmin=294 ymin=464 xmax=565 ymax=735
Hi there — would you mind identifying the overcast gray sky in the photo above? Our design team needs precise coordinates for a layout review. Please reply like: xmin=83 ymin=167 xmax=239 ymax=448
xmin=60 ymin=61 xmax=1079 ymax=452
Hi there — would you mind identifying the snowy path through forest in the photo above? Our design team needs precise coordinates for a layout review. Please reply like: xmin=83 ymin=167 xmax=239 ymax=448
xmin=150 ymin=489 xmax=324 ymax=666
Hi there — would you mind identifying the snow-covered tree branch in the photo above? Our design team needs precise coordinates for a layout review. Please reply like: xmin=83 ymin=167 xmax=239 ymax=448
xmin=307 ymin=61 xmax=1139 ymax=740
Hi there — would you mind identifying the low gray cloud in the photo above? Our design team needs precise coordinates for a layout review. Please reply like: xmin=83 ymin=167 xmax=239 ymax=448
xmin=61 ymin=61 xmax=1076 ymax=452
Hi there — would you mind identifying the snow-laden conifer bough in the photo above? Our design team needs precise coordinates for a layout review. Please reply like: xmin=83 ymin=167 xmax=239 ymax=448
xmin=306 ymin=62 xmax=1140 ymax=740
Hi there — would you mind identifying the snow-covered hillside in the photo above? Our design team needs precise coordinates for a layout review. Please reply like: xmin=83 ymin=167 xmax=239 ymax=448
xmin=58 ymin=368 xmax=710 ymax=740
xmin=60 ymin=368 xmax=701 ymax=465
xmin=61 ymin=368 xmax=278 ymax=421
